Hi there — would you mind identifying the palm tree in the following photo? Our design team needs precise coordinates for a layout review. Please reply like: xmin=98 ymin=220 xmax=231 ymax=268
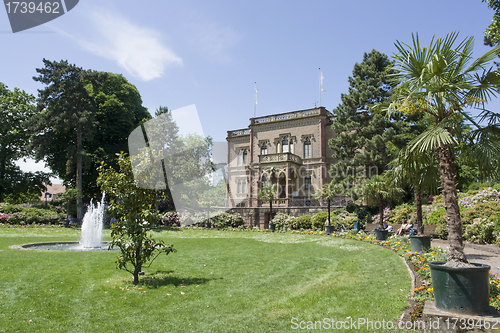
xmin=384 ymin=32 xmax=500 ymax=265
xmin=314 ymin=180 xmax=343 ymax=226
xmin=258 ymin=184 xmax=279 ymax=224
xmin=388 ymin=147 xmax=439 ymax=234
xmin=357 ymin=174 xmax=404 ymax=229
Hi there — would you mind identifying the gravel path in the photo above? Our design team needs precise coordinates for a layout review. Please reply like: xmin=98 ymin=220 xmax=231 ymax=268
xmin=431 ymin=239 xmax=500 ymax=274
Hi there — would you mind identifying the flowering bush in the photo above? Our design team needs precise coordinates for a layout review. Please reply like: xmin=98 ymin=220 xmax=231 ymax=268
xmin=178 ymin=212 xmax=207 ymax=226
xmin=0 ymin=213 xmax=9 ymax=223
xmin=271 ymin=213 xmax=297 ymax=230
xmin=210 ymin=212 xmax=245 ymax=229
xmin=459 ymin=188 xmax=500 ymax=208
xmin=463 ymin=218 xmax=497 ymax=244
xmin=372 ymin=207 xmax=390 ymax=225
xmin=161 ymin=211 xmax=180 ymax=227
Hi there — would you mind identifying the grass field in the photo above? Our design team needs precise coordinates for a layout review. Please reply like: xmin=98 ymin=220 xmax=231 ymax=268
xmin=0 ymin=228 xmax=411 ymax=332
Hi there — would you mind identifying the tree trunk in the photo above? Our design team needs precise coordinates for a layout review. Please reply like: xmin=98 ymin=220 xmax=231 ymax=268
xmin=436 ymin=144 xmax=467 ymax=264
xmin=414 ymin=184 xmax=423 ymax=234
xmin=133 ymin=246 xmax=142 ymax=285
xmin=76 ymin=122 xmax=83 ymax=220
xmin=378 ymin=194 xmax=384 ymax=229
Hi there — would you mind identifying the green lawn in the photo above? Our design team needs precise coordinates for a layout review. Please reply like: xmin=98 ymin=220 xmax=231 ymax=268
xmin=0 ymin=228 xmax=411 ymax=332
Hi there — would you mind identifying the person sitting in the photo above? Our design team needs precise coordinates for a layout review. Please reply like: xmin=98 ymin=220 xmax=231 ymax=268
xmin=396 ymin=223 xmax=413 ymax=236
xmin=383 ymin=222 xmax=393 ymax=232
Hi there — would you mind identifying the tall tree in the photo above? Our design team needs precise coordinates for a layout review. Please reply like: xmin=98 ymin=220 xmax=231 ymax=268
xmin=32 ymin=60 xmax=150 ymax=218
xmin=0 ymin=83 xmax=50 ymax=201
xmin=328 ymin=49 xmax=419 ymax=195
xmin=33 ymin=59 xmax=104 ymax=219
xmin=385 ymin=32 xmax=500 ymax=265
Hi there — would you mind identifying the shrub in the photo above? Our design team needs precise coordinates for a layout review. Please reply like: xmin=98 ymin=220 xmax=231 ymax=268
xmin=463 ymin=218 xmax=496 ymax=244
xmin=372 ymin=207 xmax=390 ymax=225
xmin=312 ymin=211 xmax=329 ymax=229
xmin=160 ymin=211 xmax=180 ymax=227
xmin=426 ymin=207 xmax=447 ymax=239
xmin=389 ymin=203 xmax=415 ymax=224
xmin=295 ymin=215 xmax=312 ymax=229
xmin=424 ymin=207 xmax=446 ymax=225
xmin=0 ymin=213 xmax=9 ymax=223
xmin=178 ymin=211 xmax=208 ymax=226
xmin=6 ymin=207 xmax=63 ymax=225
xmin=346 ymin=203 xmax=372 ymax=224
xmin=468 ymin=182 xmax=493 ymax=192
xmin=210 ymin=212 xmax=245 ymax=229
xmin=271 ymin=213 xmax=297 ymax=230
xmin=459 ymin=188 xmax=500 ymax=209
xmin=0 ymin=204 xmax=23 ymax=214
xmin=461 ymin=201 xmax=500 ymax=225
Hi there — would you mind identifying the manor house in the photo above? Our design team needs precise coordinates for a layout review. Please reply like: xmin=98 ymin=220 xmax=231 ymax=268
xmin=226 ymin=107 xmax=351 ymax=227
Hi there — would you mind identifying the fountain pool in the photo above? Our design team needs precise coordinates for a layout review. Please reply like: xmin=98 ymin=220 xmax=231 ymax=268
xmin=13 ymin=193 xmax=116 ymax=252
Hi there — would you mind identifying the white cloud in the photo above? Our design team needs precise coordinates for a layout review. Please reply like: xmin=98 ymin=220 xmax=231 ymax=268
xmin=82 ymin=11 xmax=182 ymax=81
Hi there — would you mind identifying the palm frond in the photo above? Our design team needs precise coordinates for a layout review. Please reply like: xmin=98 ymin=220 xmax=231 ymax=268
xmin=409 ymin=125 xmax=456 ymax=153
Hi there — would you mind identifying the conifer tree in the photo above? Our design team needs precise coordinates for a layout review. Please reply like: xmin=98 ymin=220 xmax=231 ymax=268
xmin=328 ymin=50 xmax=420 ymax=195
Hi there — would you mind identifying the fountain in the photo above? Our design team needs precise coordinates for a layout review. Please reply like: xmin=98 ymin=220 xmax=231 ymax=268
xmin=80 ymin=193 xmax=105 ymax=248
xmin=12 ymin=193 xmax=116 ymax=251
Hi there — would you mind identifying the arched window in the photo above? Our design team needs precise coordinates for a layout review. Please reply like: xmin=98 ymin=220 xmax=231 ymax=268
xmin=304 ymin=137 xmax=311 ymax=158
xmin=290 ymin=139 xmax=294 ymax=154
xmin=282 ymin=137 xmax=289 ymax=153
xmin=261 ymin=143 xmax=267 ymax=155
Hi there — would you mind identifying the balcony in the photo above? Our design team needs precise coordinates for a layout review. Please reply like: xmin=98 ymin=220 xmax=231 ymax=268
xmin=259 ymin=153 xmax=302 ymax=165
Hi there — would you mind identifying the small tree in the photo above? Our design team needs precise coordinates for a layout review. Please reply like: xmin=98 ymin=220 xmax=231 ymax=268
xmin=258 ymin=184 xmax=279 ymax=224
xmin=357 ymin=174 xmax=404 ymax=229
xmin=97 ymin=152 xmax=176 ymax=285
xmin=314 ymin=180 xmax=342 ymax=226
xmin=388 ymin=147 xmax=438 ymax=234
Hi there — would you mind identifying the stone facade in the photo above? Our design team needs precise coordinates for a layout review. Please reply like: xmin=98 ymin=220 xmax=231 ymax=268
xmin=226 ymin=107 xmax=350 ymax=227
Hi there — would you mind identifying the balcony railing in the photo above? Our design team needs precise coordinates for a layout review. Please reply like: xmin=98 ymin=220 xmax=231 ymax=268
xmin=259 ymin=153 xmax=302 ymax=164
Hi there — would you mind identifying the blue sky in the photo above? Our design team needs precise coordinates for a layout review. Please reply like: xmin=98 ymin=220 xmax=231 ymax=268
xmin=2 ymin=0 xmax=498 ymax=179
